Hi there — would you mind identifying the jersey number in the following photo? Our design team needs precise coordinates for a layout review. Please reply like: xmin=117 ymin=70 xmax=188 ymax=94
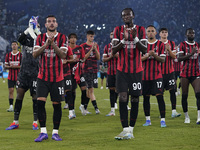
xmin=132 ymin=82 xmax=141 ymax=90
xmin=58 ymin=87 xmax=64 ymax=95
xmin=157 ymin=82 xmax=162 ymax=88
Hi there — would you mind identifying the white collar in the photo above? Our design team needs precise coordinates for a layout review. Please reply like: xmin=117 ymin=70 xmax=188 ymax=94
xmin=148 ymin=40 xmax=158 ymax=45
xmin=46 ymin=32 xmax=58 ymax=38
xmin=185 ymin=41 xmax=195 ymax=45
xmin=11 ymin=51 xmax=19 ymax=55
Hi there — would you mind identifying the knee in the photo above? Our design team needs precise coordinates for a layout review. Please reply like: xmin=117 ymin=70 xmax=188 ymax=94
xmin=119 ymin=92 xmax=127 ymax=102
xmin=131 ymin=96 xmax=139 ymax=103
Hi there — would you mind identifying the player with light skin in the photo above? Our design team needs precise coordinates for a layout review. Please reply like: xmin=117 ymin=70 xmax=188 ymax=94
xmin=159 ymin=28 xmax=181 ymax=118
xmin=103 ymin=31 xmax=119 ymax=116
xmin=141 ymin=25 xmax=166 ymax=128
xmin=81 ymin=31 xmax=100 ymax=114
xmin=5 ymin=41 xmax=21 ymax=112
xmin=33 ymin=15 xmax=67 ymax=142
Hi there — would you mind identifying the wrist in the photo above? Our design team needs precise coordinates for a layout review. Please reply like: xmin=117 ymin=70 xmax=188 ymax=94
xmin=134 ymin=37 xmax=139 ymax=43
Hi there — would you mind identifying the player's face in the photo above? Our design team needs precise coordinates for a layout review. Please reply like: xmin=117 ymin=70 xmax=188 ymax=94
xmin=186 ymin=29 xmax=195 ymax=41
xmin=11 ymin=43 xmax=18 ymax=50
xmin=121 ymin=10 xmax=134 ymax=24
xmin=69 ymin=35 xmax=77 ymax=44
xmin=45 ymin=17 xmax=58 ymax=32
xmin=87 ymin=34 xmax=95 ymax=42
xmin=159 ymin=30 xmax=168 ymax=39
xmin=110 ymin=32 xmax=113 ymax=39
xmin=146 ymin=27 xmax=157 ymax=40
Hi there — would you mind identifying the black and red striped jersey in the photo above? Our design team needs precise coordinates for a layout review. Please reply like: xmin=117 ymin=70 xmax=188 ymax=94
xmin=173 ymin=58 xmax=182 ymax=72
xmin=161 ymin=40 xmax=176 ymax=74
xmin=178 ymin=41 xmax=200 ymax=77
xmin=113 ymin=25 xmax=146 ymax=73
xmin=5 ymin=51 xmax=22 ymax=81
xmin=81 ymin=43 xmax=99 ymax=73
xmin=34 ymin=32 xmax=67 ymax=82
xmin=142 ymin=40 xmax=165 ymax=81
xmin=103 ymin=43 xmax=118 ymax=75
xmin=63 ymin=46 xmax=73 ymax=77
xmin=70 ymin=45 xmax=85 ymax=74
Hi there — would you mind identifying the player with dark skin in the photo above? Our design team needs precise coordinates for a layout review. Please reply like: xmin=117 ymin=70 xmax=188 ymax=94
xmin=178 ymin=28 xmax=200 ymax=124
xmin=112 ymin=8 xmax=147 ymax=140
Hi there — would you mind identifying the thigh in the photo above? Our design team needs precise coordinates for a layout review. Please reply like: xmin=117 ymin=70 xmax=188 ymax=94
xmin=151 ymin=78 xmax=163 ymax=95
xmin=107 ymin=75 xmax=116 ymax=88
xmin=163 ymin=72 xmax=176 ymax=90
xmin=128 ymin=71 xmax=142 ymax=96
xmin=50 ymin=80 xmax=65 ymax=102
xmin=8 ymin=80 xmax=16 ymax=88
xmin=142 ymin=80 xmax=151 ymax=96
xmin=191 ymin=77 xmax=200 ymax=93
xmin=116 ymin=71 xmax=128 ymax=93
xmin=64 ymin=75 xmax=72 ymax=91
xmin=29 ymin=77 xmax=37 ymax=96
xmin=79 ymin=74 xmax=86 ymax=87
xmin=36 ymin=78 xmax=49 ymax=99
xmin=181 ymin=77 xmax=190 ymax=94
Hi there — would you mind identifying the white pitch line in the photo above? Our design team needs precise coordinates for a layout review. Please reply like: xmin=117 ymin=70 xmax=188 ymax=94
xmin=142 ymin=102 xmax=197 ymax=109
xmin=104 ymin=99 xmax=197 ymax=109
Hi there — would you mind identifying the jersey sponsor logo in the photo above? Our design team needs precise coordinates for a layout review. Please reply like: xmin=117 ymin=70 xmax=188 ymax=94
xmin=186 ymin=53 xmax=198 ymax=59
xmin=43 ymin=49 xmax=56 ymax=57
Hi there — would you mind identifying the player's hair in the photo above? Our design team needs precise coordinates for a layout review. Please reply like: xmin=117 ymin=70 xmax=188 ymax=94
xmin=185 ymin=28 xmax=194 ymax=34
xmin=68 ymin=33 xmax=77 ymax=39
xmin=11 ymin=40 xmax=18 ymax=44
xmin=87 ymin=30 xmax=95 ymax=35
xmin=159 ymin=27 xmax=168 ymax=33
xmin=146 ymin=25 xmax=156 ymax=30
xmin=46 ymin=15 xmax=56 ymax=21
xmin=121 ymin=8 xmax=134 ymax=16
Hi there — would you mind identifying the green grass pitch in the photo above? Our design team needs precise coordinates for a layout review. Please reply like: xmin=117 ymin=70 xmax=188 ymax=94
xmin=0 ymin=78 xmax=200 ymax=150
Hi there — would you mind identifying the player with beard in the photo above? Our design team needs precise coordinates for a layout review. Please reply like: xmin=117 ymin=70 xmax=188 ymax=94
xmin=159 ymin=28 xmax=181 ymax=118
xmin=177 ymin=28 xmax=200 ymax=124
xmin=6 ymin=16 xmax=41 ymax=130
xmin=142 ymin=25 xmax=166 ymax=128
xmin=103 ymin=31 xmax=118 ymax=116
xmin=5 ymin=41 xmax=22 ymax=112
xmin=33 ymin=15 xmax=67 ymax=142
xmin=112 ymin=8 xmax=147 ymax=140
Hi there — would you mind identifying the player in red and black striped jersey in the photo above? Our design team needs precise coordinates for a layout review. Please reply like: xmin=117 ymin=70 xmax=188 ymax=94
xmin=5 ymin=41 xmax=22 ymax=112
xmin=112 ymin=8 xmax=147 ymax=140
xmin=103 ymin=31 xmax=118 ymax=116
xmin=33 ymin=15 xmax=67 ymax=142
xmin=68 ymin=33 xmax=91 ymax=116
xmin=159 ymin=28 xmax=181 ymax=118
xmin=62 ymin=46 xmax=74 ymax=119
xmin=173 ymin=45 xmax=182 ymax=95
xmin=80 ymin=30 xmax=100 ymax=114
xmin=177 ymin=28 xmax=200 ymax=124
xmin=141 ymin=25 xmax=167 ymax=128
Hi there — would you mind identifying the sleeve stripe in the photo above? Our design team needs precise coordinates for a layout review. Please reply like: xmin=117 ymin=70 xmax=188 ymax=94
xmin=177 ymin=51 xmax=184 ymax=54
xmin=160 ymin=54 xmax=166 ymax=57
xmin=112 ymin=38 xmax=119 ymax=41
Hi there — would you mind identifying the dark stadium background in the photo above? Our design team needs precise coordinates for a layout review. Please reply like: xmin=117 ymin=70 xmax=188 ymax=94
xmin=0 ymin=0 xmax=200 ymax=63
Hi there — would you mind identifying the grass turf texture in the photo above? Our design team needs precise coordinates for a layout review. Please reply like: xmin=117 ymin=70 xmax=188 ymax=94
xmin=0 ymin=78 xmax=200 ymax=150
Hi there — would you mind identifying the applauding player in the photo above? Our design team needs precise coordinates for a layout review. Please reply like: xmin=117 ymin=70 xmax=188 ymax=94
xmin=112 ymin=8 xmax=147 ymax=140
xmin=178 ymin=28 xmax=200 ymax=124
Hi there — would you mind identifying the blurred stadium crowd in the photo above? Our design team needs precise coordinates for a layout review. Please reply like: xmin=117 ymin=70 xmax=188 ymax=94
xmin=0 ymin=0 xmax=200 ymax=62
